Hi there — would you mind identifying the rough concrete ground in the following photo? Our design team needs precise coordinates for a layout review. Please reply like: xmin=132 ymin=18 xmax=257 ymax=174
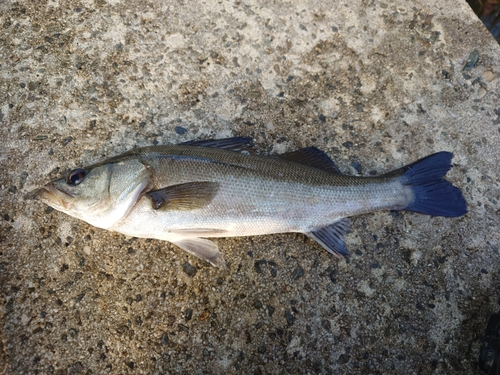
xmin=1 ymin=0 xmax=500 ymax=374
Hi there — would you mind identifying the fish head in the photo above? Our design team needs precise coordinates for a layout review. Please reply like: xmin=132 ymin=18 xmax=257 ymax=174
xmin=36 ymin=159 xmax=151 ymax=229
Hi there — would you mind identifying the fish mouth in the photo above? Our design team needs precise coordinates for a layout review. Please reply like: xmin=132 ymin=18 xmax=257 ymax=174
xmin=28 ymin=183 xmax=74 ymax=208
xmin=52 ymin=184 xmax=74 ymax=198
xmin=25 ymin=188 xmax=44 ymax=200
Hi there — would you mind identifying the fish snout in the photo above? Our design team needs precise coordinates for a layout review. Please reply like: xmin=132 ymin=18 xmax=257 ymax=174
xmin=25 ymin=188 xmax=44 ymax=201
xmin=30 ymin=183 xmax=73 ymax=209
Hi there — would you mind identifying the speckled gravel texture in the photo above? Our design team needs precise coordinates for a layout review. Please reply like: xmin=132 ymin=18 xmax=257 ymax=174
xmin=1 ymin=0 xmax=500 ymax=374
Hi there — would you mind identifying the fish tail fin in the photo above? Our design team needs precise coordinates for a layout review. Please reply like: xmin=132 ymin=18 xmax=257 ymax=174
xmin=387 ymin=152 xmax=467 ymax=217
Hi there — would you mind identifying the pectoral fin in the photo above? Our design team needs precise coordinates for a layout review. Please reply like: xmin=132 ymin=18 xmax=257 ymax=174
xmin=170 ymin=237 xmax=226 ymax=268
xmin=307 ymin=219 xmax=351 ymax=257
xmin=147 ymin=181 xmax=219 ymax=211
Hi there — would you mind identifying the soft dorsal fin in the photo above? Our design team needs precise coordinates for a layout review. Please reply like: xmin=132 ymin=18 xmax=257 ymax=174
xmin=279 ymin=147 xmax=342 ymax=174
xmin=307 ymin=219 xmax=351 ymax=257
xmin=180 ymin=137 xmax=254 ymax=153
xmin=146 ymin=181 xmax=219 ymax=211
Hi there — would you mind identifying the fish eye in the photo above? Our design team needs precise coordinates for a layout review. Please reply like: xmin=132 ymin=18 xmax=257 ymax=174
xmin=67 ymin=169 xmax=86 ymax=186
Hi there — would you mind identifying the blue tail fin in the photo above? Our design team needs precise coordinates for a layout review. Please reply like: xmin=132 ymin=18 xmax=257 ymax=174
xmin=392 ymin=152 xmax=467 ymax=217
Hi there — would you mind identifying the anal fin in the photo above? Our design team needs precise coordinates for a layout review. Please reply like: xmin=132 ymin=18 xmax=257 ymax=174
xmin=170 ymin=237 xmax=226 ymax=268
xmin=307 ymin=218 xmax=351 ymax=257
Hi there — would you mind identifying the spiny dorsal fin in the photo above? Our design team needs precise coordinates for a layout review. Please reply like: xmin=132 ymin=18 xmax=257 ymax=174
xmin=307 ymin=218 xmax=351 ymax=257
xmin=180 ymin=137 xmax=254 ymax=153
xmin=280 ymin=147 xmax=342 ymax=174
xmin=146 ymin=181 xmax=219 ymax=211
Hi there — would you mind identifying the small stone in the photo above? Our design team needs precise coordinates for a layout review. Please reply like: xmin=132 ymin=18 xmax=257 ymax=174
xmin=19 ymin=172 xmax=28 ymax=189
xmin=482 ymin=71 xmax=496 ymax=82
xmin=350 ymin=160 xmax=362 ymax=174
xmin=21 ymin=314 xmax=30 ymax=325
xmin=337 ymin=354 xmax=350 ymax=364
xmin=62 ymin=136 xmax=73 ymax=146
xmin=254 ymin=259 xmax=267 ymax=273
xmin=68 ymin=328 xmax=79 ymax=337
xmin=199 ymin=309 xmax=210 ymax=321
xmin=463 ymin=50 xmax=479 ymax=71
xmin=161 ymin=332 xmax=169 ymax=345
xmin=182 ymin=262 xmax=197 ymax=277
xmin=28 ymin=81 xmax=39 ymax=90
xmin=175 ymin=126 xmax=187 ymax=135
xmin=321 ymin=319 xmax=331 ymax=331
xmin=478 ymin=87 xmax=487 ymax=99
xmin=285 ymin=310 xmax=295 ymax=326
xmin=68 ymin=361 xmax=84 ymax=374
xmin=293 ymin=265 xmax=304 ymax=280
xmin=267 ymin=305 xmax=275 ymax=316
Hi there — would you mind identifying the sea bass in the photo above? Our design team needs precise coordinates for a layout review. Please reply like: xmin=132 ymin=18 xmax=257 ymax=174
xmin=35 ymin=137 xmax=467 ymax=267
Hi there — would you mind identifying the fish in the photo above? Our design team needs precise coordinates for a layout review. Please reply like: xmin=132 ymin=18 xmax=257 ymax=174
xmin=34 ymin=137 xmax=467 ymax=267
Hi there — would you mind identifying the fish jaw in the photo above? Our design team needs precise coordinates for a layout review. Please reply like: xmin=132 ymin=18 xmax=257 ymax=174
xmin=36 ymin=181 xmax=75 ymax=212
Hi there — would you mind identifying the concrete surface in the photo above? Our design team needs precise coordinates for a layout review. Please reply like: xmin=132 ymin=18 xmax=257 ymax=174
xmin=1 ymin=0 xmax=500 ymax=374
